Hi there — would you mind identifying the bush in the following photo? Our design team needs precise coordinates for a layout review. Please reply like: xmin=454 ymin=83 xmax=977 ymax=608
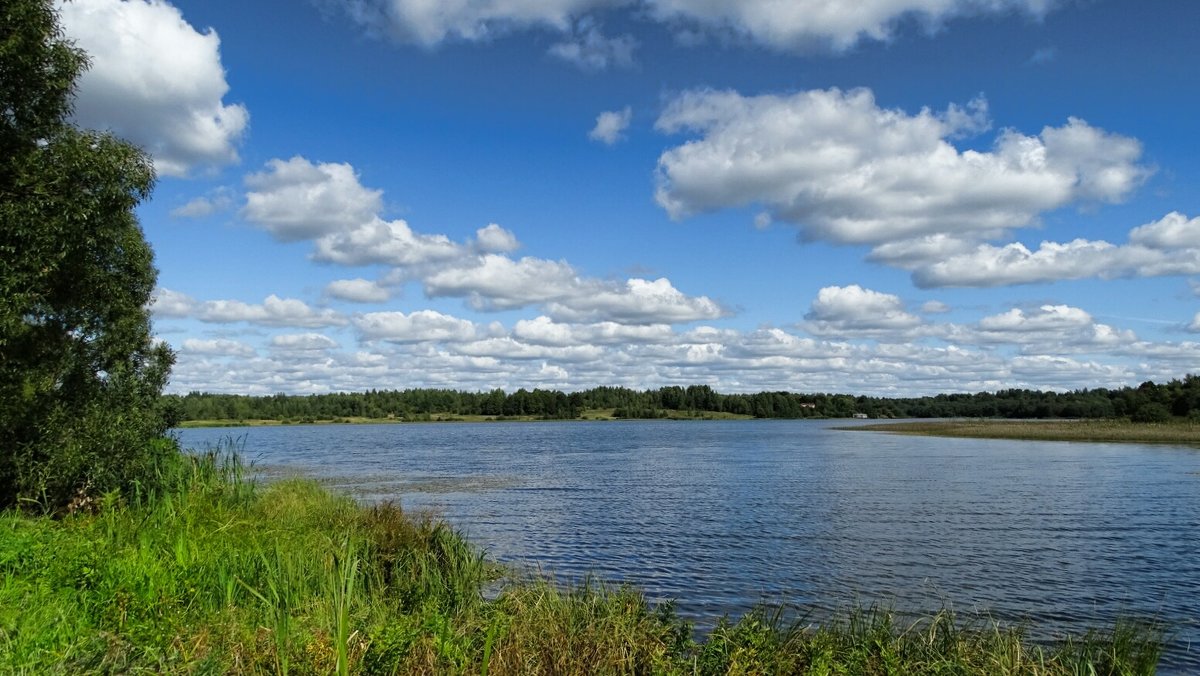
xmin=1 ymin=0 xmax=175 ymax=510
xmin=1131 ymin=403 xmax=1171 ymax=424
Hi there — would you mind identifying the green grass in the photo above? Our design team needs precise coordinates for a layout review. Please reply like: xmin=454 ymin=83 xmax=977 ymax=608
xmin=845 ymin=419 xmax=1200 ymax=445
xmin=0 ymin=446 xmax=1167 ymax=674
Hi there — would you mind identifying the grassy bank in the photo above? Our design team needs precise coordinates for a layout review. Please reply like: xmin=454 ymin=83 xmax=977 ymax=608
xmin=0 ymin=450 xmax=1165 ymax=674
xmin=845 ymin=419 xmax=1200 ymax=445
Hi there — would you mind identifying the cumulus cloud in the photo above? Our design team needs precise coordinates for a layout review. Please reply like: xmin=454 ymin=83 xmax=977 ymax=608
xmin=513 ymin=316 xmax=674 ymax=346
xmin=323 ymin=0 xmax=623 ymax=45
xmin=656 ymin=88 xmax=1149 ymax=246
xmin=544 ymin=278 xmax=726 ymax=324
xmin=325 ymin=278 xmax=391 ymax=303
xmin=158 ymin=291 xmax=347 ymax=328
xmin=58 ymin=0 xmax=248 ymax=176
xmin=270 ymin=333 xmax=341 ymax=351
xmin=589 ymin=106 xmax=633 ymax=145
xmin=165 ymin=299 xmax=1186 ymax=398
xmin=804 ymin=285 xmax=921 ymax=336
xmin=355 ymin=310 xmax=480 ymax=343
xmin=472 ymin=223 xmax=522 ymax=253
xmin=424 ymin=255 xmax=581 ymax=310
xmin=549 ymin=21 xmax=636 ymax=70
xmin=179 ymin=338 xmax=255 ymax=357
xmin=170 ymin=189 xmax=233 ymax=218
xmin=243 ymin=157 xmax=384 ymax=242
xmin=921 ymin=300 xmax=951 ymax=314
xmin=645 ymin=0 xmax=1057 ymax=52
xmin=150 ymin=288 xmax=197 ymax=317
xmin=962 ymin=304 xmax=1138 ymax=355
xmin=913 ymin=212 xmax=1200 ymax=287
xmin=325 ymin=0 xmax=1058 ymax=53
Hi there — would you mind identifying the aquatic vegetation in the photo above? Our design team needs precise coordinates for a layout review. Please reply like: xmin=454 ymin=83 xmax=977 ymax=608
xmin=851 ymin=419 xmax=1200 ymax=445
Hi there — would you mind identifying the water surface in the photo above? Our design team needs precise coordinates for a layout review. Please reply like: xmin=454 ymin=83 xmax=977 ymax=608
xmin=176 ymin=420 xmax=1200 ymax=671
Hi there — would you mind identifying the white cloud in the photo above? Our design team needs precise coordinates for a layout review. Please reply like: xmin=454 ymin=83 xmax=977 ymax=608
xmin=978 ymin=304 xmax=1093 ymax=332
xmin=243 ymin=157 xmax=383 ymax=242
xmin=1128 ymin=211 xmax=1200 ymax=249
xmin=514 ymin=316 xmax=675 ymax=346
xmin=645 ymin=0 xmax=1056 ymax=52
xmin=589 ymin=106 xmax=633 ymax=145
xmin=656 ymin=88 xmax=1148 ymax=245
xmin=453 ymin=337 xmax=606 ymax=362
xmin=164 ymin=301 xmax=1188 ymax=397
xmin=325 ymin=278 xmax=391 ymax=303
xmin=544 ymin=278 xmax=725 ymax=324
xmin=473 ymin=224 xmax=522 ymax=253
xmin=326 ymin=0 xmax=624 ymax=45
xmin=314 ymin=218 xmax=465 ymax=267
xmin=58 ymin=0 xmax=247 ymax=177
xmin=170 ymin=189 xmax=233 ymax=218
xmin=327 ymin=0 xmax=1058 ymax=53
xmin=921 ymin=300 xmax=951 ymax=314
xmin=1189 ymin=313 xmax=1200 ymax=333
xmin=913 ymin=213 xmax=1200 ymax=287
xmin=424 ymin=255 xmax=582 ymax=310
xmin=150 ymin=288 xmax=196 ymax=317
xmin=179 ymin=338 xmax=255 ymax=357
xmin=355 ymin=310 xmax=480 ymax=343
xmin=195 ymin=295 xmax=347 ymax=328
xmin=549 ymin=21 xmax=636 ymax=70
xmin=966 ymin=305 xmax=1137 ymax=354
xmin=270 ymin=333 xmax=341 ymax=351
xmin=804 ymin=284 xmax=921 ymax=336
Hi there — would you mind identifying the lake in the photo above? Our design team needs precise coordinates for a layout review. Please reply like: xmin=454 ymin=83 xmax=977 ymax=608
xmin=175 ymin=419 xmax=1200 ymax=671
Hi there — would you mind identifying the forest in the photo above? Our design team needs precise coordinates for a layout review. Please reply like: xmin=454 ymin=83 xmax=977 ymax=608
xmin=165 ymin=375 xmax=1200 ymax=424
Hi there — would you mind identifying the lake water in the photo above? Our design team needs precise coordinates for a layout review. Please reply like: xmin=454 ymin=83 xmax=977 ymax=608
xmin=175 ymin=420 xmax=1200 ymax=671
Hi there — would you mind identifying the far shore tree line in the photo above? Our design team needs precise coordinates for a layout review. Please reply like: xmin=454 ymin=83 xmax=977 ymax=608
xmin=165 ymin=375 xmax=1200 ymax=424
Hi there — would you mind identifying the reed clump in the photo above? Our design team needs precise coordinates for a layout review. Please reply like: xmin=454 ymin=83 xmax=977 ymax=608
xmin=849 ymin=419 xmax=1200 ymax=445
xmin=0 ymin=445 xmax=1167 ymax=674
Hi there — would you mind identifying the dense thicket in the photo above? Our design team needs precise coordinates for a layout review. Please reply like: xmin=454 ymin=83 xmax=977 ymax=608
xmin=167 ymin=375 xmax=1200 ymax=423
xmin=1 ymin=0 xmax=175 ymax=510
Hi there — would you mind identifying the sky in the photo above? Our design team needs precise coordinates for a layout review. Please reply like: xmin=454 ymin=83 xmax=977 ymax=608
xmin=55 ymin=0 xmax=1200 ymax=396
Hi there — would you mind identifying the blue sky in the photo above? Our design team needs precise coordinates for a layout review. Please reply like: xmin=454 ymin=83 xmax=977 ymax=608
xmin=57 ymin=0 xmax=1200 ymax=395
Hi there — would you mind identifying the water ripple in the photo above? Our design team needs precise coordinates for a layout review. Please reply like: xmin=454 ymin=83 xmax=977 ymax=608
xmin=178 ymin=420 xmax=1200 ymax=673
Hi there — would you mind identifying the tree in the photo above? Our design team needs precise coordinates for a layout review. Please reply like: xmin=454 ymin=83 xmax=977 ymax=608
xmin=1 ymin=0 xmax=175 ymax=510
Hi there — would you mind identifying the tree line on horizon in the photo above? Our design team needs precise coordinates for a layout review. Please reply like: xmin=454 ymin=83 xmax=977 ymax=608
xmin=165 ymin=375 xmax=1200 ymax=424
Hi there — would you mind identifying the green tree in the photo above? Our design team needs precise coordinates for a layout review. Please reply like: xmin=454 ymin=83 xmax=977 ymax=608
xmin=1 ymin=0 xmax=175 ymax=510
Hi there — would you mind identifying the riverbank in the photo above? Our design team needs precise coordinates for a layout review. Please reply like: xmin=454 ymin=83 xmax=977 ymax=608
xmin=843 ymin=419 xmax=1200 ymax=445
xmin=0 ymin=449 xmax=1166 ymax=674
xmin=175 ymin=408 xmax=754 ymax=428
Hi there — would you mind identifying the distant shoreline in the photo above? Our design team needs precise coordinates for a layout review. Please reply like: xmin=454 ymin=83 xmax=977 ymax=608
xmin=174 ymin=409 xmax=756 ymax=428
xmin=842 ymin=419 xmax=1200 ymax=445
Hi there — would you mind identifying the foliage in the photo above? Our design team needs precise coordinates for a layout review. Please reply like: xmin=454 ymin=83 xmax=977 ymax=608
xmin=0 ymin=0 xmax=176 ymax=510
xmin=0 ymin=448 xmax=1167 ymax=674
xmin=168 ymin=375 xmax=1200 ymax=425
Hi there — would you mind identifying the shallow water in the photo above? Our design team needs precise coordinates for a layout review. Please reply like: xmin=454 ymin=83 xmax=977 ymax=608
xmin=176 ymin=419 xmax=1200 ymax=671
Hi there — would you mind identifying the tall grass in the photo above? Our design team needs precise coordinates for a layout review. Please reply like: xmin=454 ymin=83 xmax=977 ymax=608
xmin=0 ymin=443 xmax=1168 ymax=674
xmin=849 ymin=419 xmax=1200 ymax=445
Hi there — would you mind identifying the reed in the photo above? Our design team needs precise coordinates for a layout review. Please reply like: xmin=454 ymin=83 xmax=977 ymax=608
xmin=845 ymin=419 xmax=1200 ymax=445
xmin=0 ymin=444 xmax=1169 ymax=674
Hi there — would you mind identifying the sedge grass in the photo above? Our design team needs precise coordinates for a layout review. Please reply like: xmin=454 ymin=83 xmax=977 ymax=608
xmin=844 ymin=419 xmax=1200 ymax=445
xmin=0 ymin=444 xmax=1169 ymax=674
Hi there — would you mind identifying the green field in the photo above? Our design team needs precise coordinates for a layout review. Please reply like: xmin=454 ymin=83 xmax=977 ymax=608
xmin=845 ymin=419 xmax=1200 ymax=445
